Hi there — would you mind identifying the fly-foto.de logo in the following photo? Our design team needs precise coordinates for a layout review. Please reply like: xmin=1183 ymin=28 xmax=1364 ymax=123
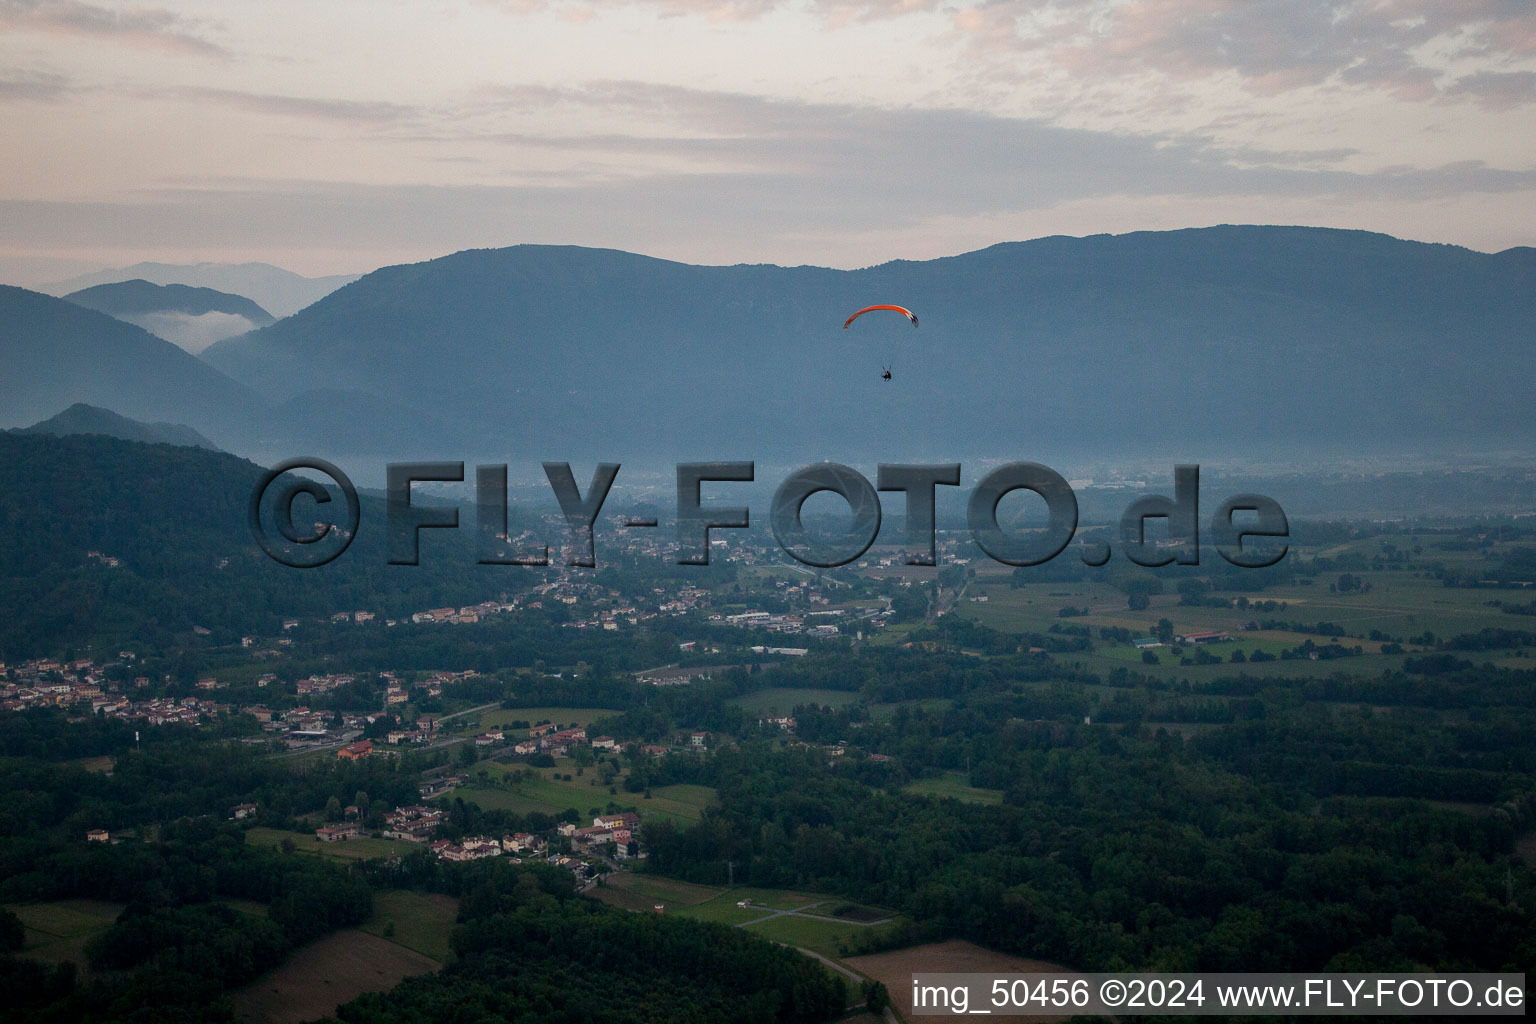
xmin=249 ymin=460 xmax=1288 ymax=572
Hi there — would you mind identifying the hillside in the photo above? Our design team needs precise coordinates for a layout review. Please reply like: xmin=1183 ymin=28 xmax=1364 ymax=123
xmin=19 ymin=403 xmax=219 ymax=450
xmin=201 ymin=227 xmax=1536 ymax=465
xmin=63 ymin=279 xmax=277 ymax=354
xmin=0 ymin=286 xmax=264 ymax=449
xmin=0 ymin=433 xmax=533 ymax=659
xmin=45 ymin=261 xmax=359 ymax=318
xmin=63 ymin=280 xmax=275 ymax=325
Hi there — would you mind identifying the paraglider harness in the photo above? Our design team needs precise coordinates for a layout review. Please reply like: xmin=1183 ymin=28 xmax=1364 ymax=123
xmin=881 ymin=367 xmax=892 ymax=381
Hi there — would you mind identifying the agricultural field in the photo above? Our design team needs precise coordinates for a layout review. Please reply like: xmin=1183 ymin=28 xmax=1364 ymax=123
xmin=741 ymin=911 xmax=900 ymax=959
xmin=904 ymin=771 xmax=1005 ymax=805
xmin=846 ymin=939 xmax=1079 ymax=1024
xmin=589 ymin=871 xmax=724 ymax=913
xmin=590 ymin=875 xmax=900 ymax=958
xmin=6 ymin=899 xmax=123 ymax=970
xmin=729 ymin=687 xmax=860 ymax=715
xmin=869 ymin=697 xmax=954 ymax=723
xmin=230 ymin=929 xmax=440 ymax=1024
xmin=462 ymin=762 xmax=716 ymax=823
xmin=245 ymin=826 xmax=405 ymax=862
xmin=358 ymin=890 xmax=460 ymax=963
xmin=950 ymin=553 xmax=1533 ymax=684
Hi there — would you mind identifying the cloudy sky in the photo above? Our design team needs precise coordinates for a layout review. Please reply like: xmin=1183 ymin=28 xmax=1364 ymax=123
xmin=2 ymin=0 xmax=1534 ymax=282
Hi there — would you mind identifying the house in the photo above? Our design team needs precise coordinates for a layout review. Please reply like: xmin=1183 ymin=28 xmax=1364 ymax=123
xmin=418 ymin=775 xmax=464 ymax=797
xmin=1179 ymin=630 xmax=1231 ymax=644
xmin=229 ymin=803 xmax=258 ymax=820
xmin=437 ymin=836 xmax=502 ymax=861
xmin=594 ymin=812 xmax=640 ymax=830
xmin=591 ymin=735 xmax=617 ymax=750
xmin=689 ymin=732 xmax=708 ymax=748
xmin=86 ymin=828 xmax=110 ymax=842
xmin=316 ymin=824 xmax=359 ymax=842
xmin=502 ymin=832 xmax=544 ymax=854
xmin=338 ymin=740 xmax=373 ymax=760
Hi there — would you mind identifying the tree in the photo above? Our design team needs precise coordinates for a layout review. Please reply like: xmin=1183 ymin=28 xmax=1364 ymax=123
xmin=324 ymin=796 xmax=342 ymax=821
xmin=0 ymin=908 xmax=24 ymax=952
xmin=1128 ymin=592 xmax=1150 ymax=611
xmin=864 ymin=980 xmax=889 ymax=1014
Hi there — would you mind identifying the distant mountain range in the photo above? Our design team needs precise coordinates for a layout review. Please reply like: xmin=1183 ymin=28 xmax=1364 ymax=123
xmin=65 ymin=280 xmax=274 ymax=323
xmin=43 ymin=261 xmax=358 ymax=318
xmin=63 ymin=280 xmax=275 ymax=354
xmin=18 ymin=403 xmax=218 ymax=450
xmin=6 ymin=227 xmax=1532 ymax=471
xmin=203 ymin=226 xmax=1536 ymax=465
xmin=0 ymin=285 xmax=263 ymax=450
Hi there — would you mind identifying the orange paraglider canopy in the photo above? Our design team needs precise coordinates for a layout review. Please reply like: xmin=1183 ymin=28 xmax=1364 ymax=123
xmin=842 ymin=304 xmax=918 ymax=330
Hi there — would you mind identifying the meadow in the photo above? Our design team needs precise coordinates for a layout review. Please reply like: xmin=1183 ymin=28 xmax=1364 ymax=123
xmin=461 ymin=760 xmax=717 ymax=823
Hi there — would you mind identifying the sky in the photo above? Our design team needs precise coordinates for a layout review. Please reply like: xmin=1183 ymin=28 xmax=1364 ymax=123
xmin=2 ymin=0 xmax=1534 ymax=283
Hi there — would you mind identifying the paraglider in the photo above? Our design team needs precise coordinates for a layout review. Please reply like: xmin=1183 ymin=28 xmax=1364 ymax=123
xmin=843 ymin=304 xmax=917 ymax=380
xmin=842 ymin=304 xmax=918 ymax=331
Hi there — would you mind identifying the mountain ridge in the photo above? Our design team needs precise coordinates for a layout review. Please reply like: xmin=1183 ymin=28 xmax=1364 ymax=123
xmin=44 ymin=261 xmax=359 ymax=318
xmin=200 ymin=225 xmax=1536 ymax=464
xmin=18 ymin=403 xmax=220 ymax=450
xmin=64 ymin=279 xmax=275 ymax=324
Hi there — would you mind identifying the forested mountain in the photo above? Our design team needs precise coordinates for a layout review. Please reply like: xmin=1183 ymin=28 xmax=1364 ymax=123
xmin=61 ymin=280 xmax=276 ymax=353
xmin=201 ymin=226 xmax=1536 ymax=464
xmin=63 ymin=280 xmax=275 ymax=325
xmin=0 ymin=287 xmax=263 ymax=447
xmin=45 ymin=261 xmax=358 ymax=319
xmin=19 ymin=403 xmax=218 ymax=450
xmin=8 ymin=228 xmax=1532 ymax=467
xmin=0 ymin=433 xmax=531 ymax=658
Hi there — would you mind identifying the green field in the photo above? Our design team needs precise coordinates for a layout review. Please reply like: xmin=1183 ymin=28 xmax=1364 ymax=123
xmin=462 ymin=763 xmax=716 ymax=823
xmin=869 ymin=697 xmax=953 ymax=722
xmin=358 ymin=889 xmax=460 ymax=963
xmin=591 ymin=871 xmax=724 ymax=913
xmin=741 ymin=911 xmax=900 ymax=958
xmin=591 ymin=875 xmax=900 ymax=958
xmin=904 ymin=772 xmax=1005 ymax=805
xmin=729 ymin=688 xmax=860 ymax=715
xmin=948 ymin=554 xmax=1533 ymax=683
xmin=7 ymin=899 xmax=123 ymax=968
xmin=672 ymin=900 xmax=774 ymax=926
xmin=246 ymin=826 xmax=405 ymax=862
